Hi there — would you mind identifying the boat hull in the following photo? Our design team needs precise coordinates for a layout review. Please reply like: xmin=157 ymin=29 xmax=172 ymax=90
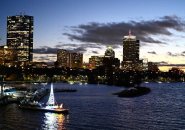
xmin=19 ymin=105 xmax=69 ymax=114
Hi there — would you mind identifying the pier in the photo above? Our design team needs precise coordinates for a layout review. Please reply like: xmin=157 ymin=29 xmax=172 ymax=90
xmin=0 ymin=86 xmax=49 ymax=105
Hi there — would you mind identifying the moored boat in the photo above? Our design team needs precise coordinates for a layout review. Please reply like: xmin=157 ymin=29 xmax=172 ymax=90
xmin=19 ymin=83 xmax=69 ymax=114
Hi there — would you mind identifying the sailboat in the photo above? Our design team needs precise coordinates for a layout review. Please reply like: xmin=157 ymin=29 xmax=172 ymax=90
xmin=46 ymin=83 xmax=58 ymax=108
xmin=19 ymin=83 xmax=69 ymax=114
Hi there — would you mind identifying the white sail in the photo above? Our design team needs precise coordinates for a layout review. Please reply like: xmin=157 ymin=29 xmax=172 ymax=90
xmin=46 ymin=83 xmax=55 ymax=106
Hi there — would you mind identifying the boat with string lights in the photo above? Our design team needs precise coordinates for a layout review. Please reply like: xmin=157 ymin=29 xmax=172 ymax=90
xmin=19 ymin=83 xmax=69 ymax=114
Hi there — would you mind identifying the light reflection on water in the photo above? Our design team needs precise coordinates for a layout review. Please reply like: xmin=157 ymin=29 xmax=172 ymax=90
xmin=42 ymin=113 xmax=68 ymax=130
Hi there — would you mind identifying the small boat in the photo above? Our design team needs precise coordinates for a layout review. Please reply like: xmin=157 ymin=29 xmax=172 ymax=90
xmin=19 ymin=83 xmax=69 ymax=114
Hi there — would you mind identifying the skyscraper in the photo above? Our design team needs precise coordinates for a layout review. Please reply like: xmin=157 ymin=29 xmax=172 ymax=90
xmin=122 ymin=31 xmax=140 ymax=70
xmin=57 ymin=49 xmax=83 ymax=68
xmin=57 ymin=49 xmax=69 ymax=68
xmin=89 ymin=56 xmax=103 ymax=69
xmin=69 ymin=52 xmax=83 ymax=68
xmin=123 ymin=31 xmax=139 ymax=62
xmin=7 ymin=15 xmax=33 ymax=62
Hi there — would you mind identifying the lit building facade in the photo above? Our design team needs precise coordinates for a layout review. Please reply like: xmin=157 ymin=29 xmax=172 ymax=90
xmin=89 ymin=47 xmax=120 ymax=69
xmin=102 ymin=47 xmax=120 ymax=85
xmin=89 ymin=56 xmax=104 ymax=69
xmin=122 ymin=31 xmax=140 ymax=70
xmin=0 ymin=46 xmax=16 ymax=66
xmin=7 ymin=15 xmax=33 ymax=62
xmin=57 ymin=49 xmax=69 ymax=68
xmin=69 ymin=52 xmax=83 ymax=68
xmin=57 ymin=49 xmax=83 ymax=68
xmin=103 ymin=46 xmax=120 ymax=68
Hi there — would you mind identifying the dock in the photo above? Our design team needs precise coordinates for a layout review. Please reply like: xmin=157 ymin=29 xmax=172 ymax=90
xmin=0 ymin=87 xmax=49 ymax=105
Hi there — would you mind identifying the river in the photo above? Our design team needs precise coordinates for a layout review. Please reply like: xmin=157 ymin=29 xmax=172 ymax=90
xmin=1 ymin=82 xmax=185 ymax=130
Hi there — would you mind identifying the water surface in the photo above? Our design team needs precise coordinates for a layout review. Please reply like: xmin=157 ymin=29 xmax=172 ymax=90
xmin=1 ymin=82 xmax=185 ymax=130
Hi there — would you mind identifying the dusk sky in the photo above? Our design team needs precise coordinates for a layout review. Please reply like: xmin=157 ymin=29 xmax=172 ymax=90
xmin=1 ymin=0 xmax=185 ymax=67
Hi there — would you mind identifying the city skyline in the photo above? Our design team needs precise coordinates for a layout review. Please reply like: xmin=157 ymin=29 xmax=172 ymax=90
xmin=1 ymin=0 xmax=185 ymax=70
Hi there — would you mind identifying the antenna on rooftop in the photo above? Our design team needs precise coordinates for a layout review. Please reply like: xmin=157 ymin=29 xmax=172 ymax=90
xmin=129 ymin=29 xmax=132 ymax=36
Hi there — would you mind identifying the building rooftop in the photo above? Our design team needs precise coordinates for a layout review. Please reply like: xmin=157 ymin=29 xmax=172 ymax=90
xmin=123 ymin=30 xmax=136 ymax=40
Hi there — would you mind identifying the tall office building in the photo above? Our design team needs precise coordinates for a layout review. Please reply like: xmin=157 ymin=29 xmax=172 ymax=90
xmin=122 ymin=31 xmax=140 ymax=70
xmin=89 ymin=56 xmax=104 ymax=69
xmin=123 ymin=31 xmax=139 ymax=62
xmin=69 ymin=52 xmax=83 ymax=68
xmin=57 ymin=49 xmax=69 ymax=68
xmin=57 ymin=49 xmax=83 ymax=68
xmin=7 ymin=15 xmax=33 ymax=62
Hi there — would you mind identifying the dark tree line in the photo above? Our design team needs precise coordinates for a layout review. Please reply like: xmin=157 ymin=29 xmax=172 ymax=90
xmin=0 ymin=65 xmax=185 ymax=87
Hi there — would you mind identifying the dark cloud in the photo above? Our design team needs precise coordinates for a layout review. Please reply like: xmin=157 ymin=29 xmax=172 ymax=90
xmin=55 ymin=43 xmax=79 ymax=48
xmin=56 ymin=43 xmax=102 ymax=49
xmin=34 ymin=46 xmax=58 ymax=54
xmin=166 ymin=51 xmax=185 ymax=57
xmin=33 ymin=44 xmax=89 ymax=55
xmin=148 ymin=51 xmax=157 ymax=55
xmin=68 ymin=47 xmax=86 ymax=53
xmin=54 ymin=42 xmax=104 ymax=54
xmin=181 ymin=51 xmax=185 ymax=56
xmin=167 ymin=52 xmax=178 ymax=57
xmin=64 ymin=15 xmax=185 ymax=46
xmin=92 ymin=51 xmax=99 ymax=54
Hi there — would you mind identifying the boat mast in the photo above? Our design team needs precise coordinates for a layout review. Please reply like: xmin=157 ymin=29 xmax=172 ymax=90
xmin=46 ymin=83 xmax=55 ymax=106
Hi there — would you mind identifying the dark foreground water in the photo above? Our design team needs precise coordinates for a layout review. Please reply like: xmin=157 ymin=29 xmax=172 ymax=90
xmin=1 ymin=82 xmax=185 ymax=130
